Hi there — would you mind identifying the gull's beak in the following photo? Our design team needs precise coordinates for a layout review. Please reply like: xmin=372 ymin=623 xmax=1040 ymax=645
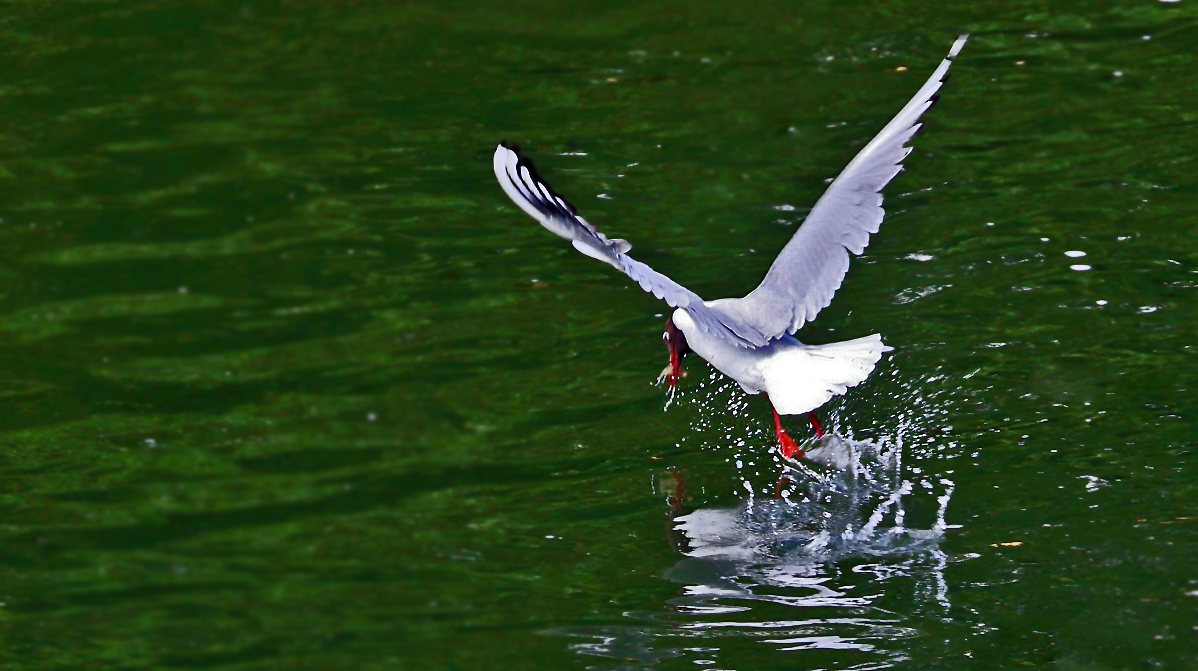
xmin=656 ymin=341 xmax=683 ymax=387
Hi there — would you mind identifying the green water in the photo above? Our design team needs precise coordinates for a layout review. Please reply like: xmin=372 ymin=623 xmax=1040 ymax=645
xmin=2 ymin=1 xmax=1197 ymax=668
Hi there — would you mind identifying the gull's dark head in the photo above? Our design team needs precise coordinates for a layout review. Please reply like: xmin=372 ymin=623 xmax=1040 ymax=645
xmin=662 ymin=315 xmax=690 ymax=387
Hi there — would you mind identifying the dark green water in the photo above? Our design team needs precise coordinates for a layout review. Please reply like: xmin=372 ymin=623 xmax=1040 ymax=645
xmin=2 ymin=1 xmax=1197 ymax=668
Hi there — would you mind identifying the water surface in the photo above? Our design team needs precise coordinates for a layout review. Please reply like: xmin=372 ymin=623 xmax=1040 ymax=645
xmin=1 ymin=1 xmax=1197 ymax=668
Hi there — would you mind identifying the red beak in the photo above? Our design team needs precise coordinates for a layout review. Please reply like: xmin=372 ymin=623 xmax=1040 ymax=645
xmin=667 ymin=343 xmax=681 ymax=387
xmin=662 ymin=316 xmax=688 ymax=388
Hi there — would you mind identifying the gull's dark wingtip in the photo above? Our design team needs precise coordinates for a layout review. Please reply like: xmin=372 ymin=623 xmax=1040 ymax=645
xmin=497 ymin=140 xmax=524 ymax=158
xmin=494 ymin=142 xmax=583 ymax=219
xmin=498 ymin=142 xmax=547 ymax=188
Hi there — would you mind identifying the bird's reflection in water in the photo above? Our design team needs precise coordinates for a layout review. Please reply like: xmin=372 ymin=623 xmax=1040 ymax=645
xmin=659 ymin=434 xmax=953 ymax=663
xmin=676 ymin=434 xmax=953 ymax=564
xmin=554 ymin=365 xmax=962 ymax=668
xmin=560 ymin=432 xmax=956 ymax=669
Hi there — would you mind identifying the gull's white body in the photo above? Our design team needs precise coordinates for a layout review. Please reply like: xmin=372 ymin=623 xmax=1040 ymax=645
xmin=671 ymin=308 xmax=888 ymax=415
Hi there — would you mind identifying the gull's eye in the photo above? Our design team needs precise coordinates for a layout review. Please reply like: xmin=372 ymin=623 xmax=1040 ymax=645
xmin=662 ymin=332 xmax=670 ymax=341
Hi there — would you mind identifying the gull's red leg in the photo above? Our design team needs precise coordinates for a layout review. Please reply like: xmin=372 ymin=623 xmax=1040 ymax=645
xmin=807 ymin=411 xmax=825 ymax=438
xmin=770 ymin=403 xmax=804 ymax=459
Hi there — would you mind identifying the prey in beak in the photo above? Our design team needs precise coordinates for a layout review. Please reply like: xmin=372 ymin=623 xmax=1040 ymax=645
xmin=658 ymin=315 xmax=691 ymax=387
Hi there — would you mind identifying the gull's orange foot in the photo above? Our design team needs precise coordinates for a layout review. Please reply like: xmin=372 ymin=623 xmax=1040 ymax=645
xmin=769 ymin=398 xmax=805 ymax=459
xmin=778 ymin=433 xmax=804 ymax=460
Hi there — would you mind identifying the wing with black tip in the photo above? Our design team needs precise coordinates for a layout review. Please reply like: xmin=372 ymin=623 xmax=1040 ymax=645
xmin=493 ymin=143 xmax=767 ymax=347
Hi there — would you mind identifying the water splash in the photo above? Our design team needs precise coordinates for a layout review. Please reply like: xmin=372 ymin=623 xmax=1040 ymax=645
xmin=668 ymin=369 xmax=957 ymax=564
xmin=643 ymin=426 xmax=956 ymax=667
xmin=664 ymin=369 xmax=959 ymax=619
xmin=671 ymin=433 xmax=953 ymax=566
xmin=556 ymin=371 xmax=961 ymax=668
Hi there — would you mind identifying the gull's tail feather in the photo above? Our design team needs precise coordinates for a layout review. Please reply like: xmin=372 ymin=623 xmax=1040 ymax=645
xmin=765 ymin=334 xmax=891 ymax=416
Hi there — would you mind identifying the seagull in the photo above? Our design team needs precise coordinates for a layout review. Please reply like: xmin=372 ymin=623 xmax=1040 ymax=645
xmin=493 ymin=35 xmax=967 ymax=460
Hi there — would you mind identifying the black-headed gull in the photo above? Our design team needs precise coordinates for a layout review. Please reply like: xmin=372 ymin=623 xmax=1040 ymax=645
xmin=493 ymin=36 xmax=967 ymax=459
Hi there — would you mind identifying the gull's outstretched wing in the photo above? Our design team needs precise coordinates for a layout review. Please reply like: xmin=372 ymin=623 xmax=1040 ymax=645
xmin=710 ymin=35 xmax=968 ymax=339
xmin=493 ymin=143 xmax=767 ymax=346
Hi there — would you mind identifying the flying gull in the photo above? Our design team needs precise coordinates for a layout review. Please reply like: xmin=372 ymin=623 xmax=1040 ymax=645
xmin=493 ymin=35 xmax=968 ymax=459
